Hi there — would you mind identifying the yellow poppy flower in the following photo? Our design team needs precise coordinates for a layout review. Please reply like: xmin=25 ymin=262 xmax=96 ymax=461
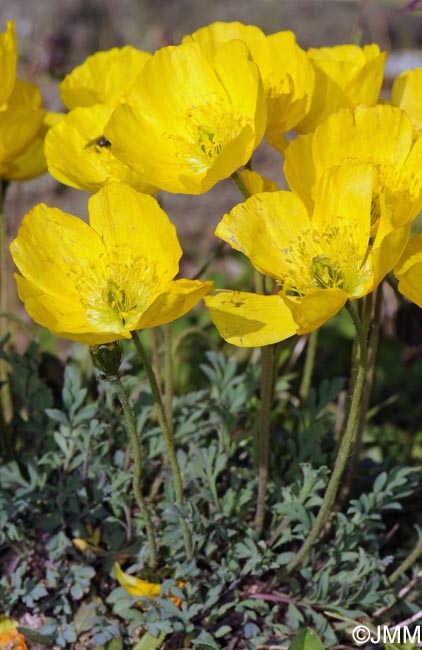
xmin=392 ymin=68 xmax=422 ymax=138
xmin=394 ymin=234 xmax=422 ymax=307
xmin=284 ymin=104 xmax=422 ymax=229
xmin=0 ymin=21 xmax=17 ymax=110
xmin=0 ymin=79 xmax=46 ymax=179
xmin=59 ymin=45 xmax=151 ymax=109
xmin=114 ymin=563 xmax=184 ymax=607
xmin=296 ymin=43 xmax=386 ymax=133
xmin=11 ymin=182 xmax=212 ymax=345
xmin=45 ymin=105 xmax=156 ymax=193
xmin=105 ymin=39 xmax=266 ymax=194
xmin=183 ymin=21 xmax=314 ymax=151
xmin=205 ymin=163 xmax=409 ymax=347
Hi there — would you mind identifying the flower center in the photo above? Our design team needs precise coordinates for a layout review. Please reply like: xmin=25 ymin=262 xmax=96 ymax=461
xmin=167 ymin=99 xmax=248 ymax=173
xmin=310 ymin=254 xmax=344 ymax=289
xmin=277 ymin=221 xmax=371 ymax=298
xmin=75 ymin=251 xmax=158 ymax=332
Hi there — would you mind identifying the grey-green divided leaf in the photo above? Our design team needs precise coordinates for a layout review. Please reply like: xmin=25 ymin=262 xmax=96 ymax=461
xmin=289 ymin=628 xmax=324 ymax=650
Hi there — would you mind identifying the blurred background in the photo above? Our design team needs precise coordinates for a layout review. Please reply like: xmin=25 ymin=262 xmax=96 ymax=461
xmin=2 ymin=0 xmax=422 ymax=278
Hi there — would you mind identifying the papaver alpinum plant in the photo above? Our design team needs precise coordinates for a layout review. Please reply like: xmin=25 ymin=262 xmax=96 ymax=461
xmin=2 ymin=16 xmax=422 ymax=650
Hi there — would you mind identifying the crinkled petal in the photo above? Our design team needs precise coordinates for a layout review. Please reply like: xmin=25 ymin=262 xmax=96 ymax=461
xmin=392 ymin=68 xmax=422 ymax=137
xmin=215 ymin=190 xmax=310 ymax=280
xmin=213 ymin=39 xmax=266 ymax=150
xmin=88 ymin=183 xmax=181 ymax=284
xmin=297 ymin=44 xmax=385 ymax=133
xmin=283 ymin=132 xmax=315 ymax=213
xmin=394 ymin=234 xmax=422 ymax=307
xmin=106 ymin=40 xmax=264 ymax=194
xmin=10 ymin=203 xmax=104 ymax=298
xmin=59 ymin=46 xmax=151 ymax=109
xmin=312 ymin=163 xmax=373 ymax=261
xmin=265 ymin=31 xmax=314 ymax=135
xmin=205 ymin=290 xmax=297 ymax=346
xmin=15 ymin=275 xmax=128 ymax=344
xmin=239 ymin=169 xmax=278 ymax=195
xmin=283 ymin=289 xmax=348 ymax=334
xmin=136 ymin=279 xmax=213 ymax=329
xmin=0 ymin=80 xmax=45 ymax=167
xmin=313 ymin=105 xmax=413 ymax=178
xmin=45 ymin=105 xmax=156 ymax=193
xmin=371 ymin=224 xmax=410 ymax=290
xmin=0 ymin=21 xmax=16 ymax=109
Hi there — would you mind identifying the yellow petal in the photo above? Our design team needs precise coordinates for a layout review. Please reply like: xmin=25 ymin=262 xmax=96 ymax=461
xmin=283 ymin=132 xmax=315 ymax=213
xmin=15 ymin=275 xmax=127 ymax=344
xmin=284 ymin=289 xmax=348 ymax=335
xmin=392 ymin=68 xmax=422 ymax=137
xmin=0 ymin=79 xmax=45 ymax=168
xmin=297 ymin=43 xmax=386 ymax=133
xmin=136 ymin=279 xmax=213 ymax=329
xmin=183 ymin=21 xmax=270 ymax=71
xmin=312 ymin=163 xmax=372 ymax=261
xmin=394 ymin=234 xmax=422 ymax=307
xmin=371 ymin=223 xmax=409 ymax=290
xmin=212 ymin=39 xmax=266 ymax=152
xmin=239 ymin=169 xmax=278 ymax=195
xmin=215 ymin=191 xmax=310 ymax=280
xmin=45 ymin=105 xmax=156 ymax=193
xmin=314 ymin=105 xmax=412 ymax=178
xmin=205 ymin=290 xmax=297 ymax=347
xmin=0 ymin=21 xmax=17 ymax=109
xmin=10 ymin=203 xmax=104 ymax=298
xmin=265 ymin=31 xmax=314 ymax=136
xmin=285 ymin=105 xmax=414 ymax=212
xmin=114 ymin=563 xmax=162 ymax=598
xmin=59 ymin=46 xmax=151 ymax=109
xmin=184 ymin=23 xmax=313 ymax=139
xmin=106 ymin=40 xmax=265 ymax=194
xmin=88 ymin=182 xmax=181 ymax=285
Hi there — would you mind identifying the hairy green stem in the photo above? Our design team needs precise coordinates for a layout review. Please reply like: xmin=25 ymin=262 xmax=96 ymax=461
xmin=299 ymin=330 xmax=319 ymax=402
xmin=231 ymin=169 xmax=275 ymax=535
xmin=163 ymin=324 xmax=174 ymax=438
xmin=191 ymin=240 xmax=226 ymax=281
xmin=340 ymin=289 xmax=381 ymax=505
xmin=231 ymin=170 xmax=251 ymax=200
xmin=0 ymin=180 xmax=12 ymax=434
xmin=150 ymin=328 xmax=164 ymax=399
xmin=132 ymin=330 xmax=193 ymax=559
xmin=255 ymin=344 xmax=276 ymax=534
xmin=286 ymin=301 xmax=368 ymax=573
xmin=110 ymin=376 xmax=158 ymax=568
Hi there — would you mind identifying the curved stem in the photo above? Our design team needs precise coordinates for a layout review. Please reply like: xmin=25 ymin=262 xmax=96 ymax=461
xmin=340 ymin=288 xmax=381 ymax=505
xmin=255 ymin=344 xmax=276 ymax=534
xmin=231 ymin=170 xmax=251 ymax=200
xmin=150 ymin=328 xmax=164 ymax=399
xmin=131 ymin=330 xmax=193 ymax=559
xmin=231 ymin=169 xmax=275 ymax=534
xmin=110 ymin=376 xmax=158 ymax=568
xmin=299 ymin=330 xmax=319 ymax=402
xmin=286 ymin=301 xmax=368 ymax=573
xmin=0 ymin=180 xmax=12 ymax=428
xmin=191 ymin=240 xmax=226 ymax=281
xmin=163 ymin=323 xmax=174 ymax=439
